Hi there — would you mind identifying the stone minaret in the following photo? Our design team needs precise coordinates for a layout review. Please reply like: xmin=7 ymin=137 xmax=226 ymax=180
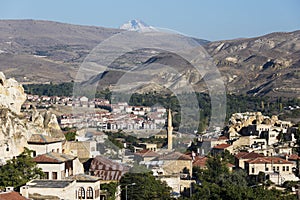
xmin=167 ymin=109 xmax=173 ymax=151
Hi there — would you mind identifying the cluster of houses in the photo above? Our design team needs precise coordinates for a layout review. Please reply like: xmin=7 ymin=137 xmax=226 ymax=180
xmin=1 ymin=107 xmax=300 ymax=199
xmin=196 ymin=112 xmax=300 ymax=185
xmin=60 ymin=101 xmax=167 ymax=131
xmin=0 ymin=131 xmax=105 ymax=199
xmin=24 ymin=95 xmax=98 ymax=109
xmin=24 ymin=94 xmax=168 ymax=131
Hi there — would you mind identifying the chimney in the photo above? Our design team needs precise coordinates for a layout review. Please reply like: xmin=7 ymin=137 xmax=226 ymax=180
xmin=20 ymin=186 xmax=29 ymax=198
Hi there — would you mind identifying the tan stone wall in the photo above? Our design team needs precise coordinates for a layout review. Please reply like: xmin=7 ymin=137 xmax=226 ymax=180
xmin=232 ymin=136 xmax=250 ymax=149
xmin=63 ymin=141 xmax=92 ymax=159
xmin=162 ymin=160 xmax=192 ymax=176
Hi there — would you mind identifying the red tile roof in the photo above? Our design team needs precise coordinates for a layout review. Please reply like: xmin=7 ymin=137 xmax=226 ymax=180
xmin=288 ymin=154 xmax=300 ymax=161
xmin=193 ymin=156 xmax=208 ymax=168
xmin=213 ymin=143 xmax=231 ymax=149
xmin=245 ymin=157 xmax=293 ymax=164
xmin=235 ymin=152 xmax=248 ymax=159
xmin=33 ymin=152 xmax=76 ymax=164
xmin=0 ymin=191 xmax=27 ymax=200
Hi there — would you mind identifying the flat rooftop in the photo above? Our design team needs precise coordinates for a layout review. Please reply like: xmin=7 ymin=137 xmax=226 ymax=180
xmin=27 ymin=180 xmax=74 ymax=188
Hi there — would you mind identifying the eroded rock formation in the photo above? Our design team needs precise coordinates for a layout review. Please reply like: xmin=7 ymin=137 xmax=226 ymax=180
xmin=0 ymin=72 xmax=64 ymax=163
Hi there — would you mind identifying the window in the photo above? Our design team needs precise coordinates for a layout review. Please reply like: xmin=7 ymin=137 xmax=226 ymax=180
xmin=86 ymin=187 xmax=93 ymax=199
xmin=277 ymin=166 xmax=279 ymax=171
xmin=95 ymin=189 xmax=100 ymax=198
xmin=283 ymin=166 xmax=286 ymax=171
xmin=265 ymin=167 xmax=269 ymax=171
xmin=44 ymin=172 xmax=49 ymax=179
xmin=273 ymin=166 xmax=275 ymax=171
xmin=78 ymin=187 xmax=85 ymax=199
xmin=251 ymin=167 xmax=255 ymax=173
xmin=52 ymin=172 xmax=57 ymax=180
xmin=286 ymin=166 xmax=289 ymax=171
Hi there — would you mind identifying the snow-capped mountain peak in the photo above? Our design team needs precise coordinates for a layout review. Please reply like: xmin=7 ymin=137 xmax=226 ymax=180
xmin=119 ymin=19 xmax=157 ymax=32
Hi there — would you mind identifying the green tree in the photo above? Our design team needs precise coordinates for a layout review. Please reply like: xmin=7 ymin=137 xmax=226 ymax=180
xmin=120 ymin=172 xmax=172 ymax=200
xmin=203 ymin=156 xmax=229 ymax=183
xmin=0 ymin=148 xmax=44 ymax=190
xmin=189 ymin=156 xmax=298 ymax=200
xmin=64 ymin=129 xmax=77 ymax=141
xmin=100 ymin=182 xmax=118 ymax=200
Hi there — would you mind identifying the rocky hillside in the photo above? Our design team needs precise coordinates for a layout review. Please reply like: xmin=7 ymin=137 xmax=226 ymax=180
xmin=0 ymin=72 xmax=65 ymax=164
xmin=0 ymin=20 xmax=299 ymax=98
xmin=205 ymin=31 xmax=300 ymax=98
xmin=0 ymin=19 xmax=120 ymax=83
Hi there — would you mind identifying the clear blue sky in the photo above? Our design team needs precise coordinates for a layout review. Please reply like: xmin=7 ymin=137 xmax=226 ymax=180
xmin=0 ymin=0 xmax=299 ymax=41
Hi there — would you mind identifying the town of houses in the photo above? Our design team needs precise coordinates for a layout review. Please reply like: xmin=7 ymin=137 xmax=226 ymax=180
xmin=1 ymin=92 xmax=300 ymax=199
xmin=24 ymin=95 xmax=167 ymax=130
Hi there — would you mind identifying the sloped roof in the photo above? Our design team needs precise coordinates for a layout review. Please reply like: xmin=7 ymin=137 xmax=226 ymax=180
xmin=0 ymin=191 xmax=27 ymax=200
xmin=157 ymin=151 xmax=192 ymax=161
xmin=33 ymin=152 xmax=76 ymax=164
xmin=193 ymin=156 xmax=208 ymax=168
xmin=245 ymin=157 xmax=293 ymax=164
xmin=89 ymin=155 xmax=129 ymax=181
xmin=235 ymin=152 xmax=248 ymax=159
xmin=135 ymin=149 xmax=159 ymax=157
xmin=213 ymin=143 xmax=231 ymax=149
xmin=288 ymin=154 xmax=300 ymax=161
xmin=68 ymin=174 xmax=101 ymax=182
xmin=28 ymin=134 xmax=63 ymax=144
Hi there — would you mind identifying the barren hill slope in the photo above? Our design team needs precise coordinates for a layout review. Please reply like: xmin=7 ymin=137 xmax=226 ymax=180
xmin=0 ymin=20 xmax=299 ymax=98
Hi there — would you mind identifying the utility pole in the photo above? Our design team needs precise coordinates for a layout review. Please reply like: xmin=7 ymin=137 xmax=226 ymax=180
xmin=125 ymin=183 xmax=136 ymax=200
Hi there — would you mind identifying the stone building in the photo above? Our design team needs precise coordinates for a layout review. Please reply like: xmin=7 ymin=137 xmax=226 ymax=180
xmin=156 ymin=152 xmax=193 ymax=176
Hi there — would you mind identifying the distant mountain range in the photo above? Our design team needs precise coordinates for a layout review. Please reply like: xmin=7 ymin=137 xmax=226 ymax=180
xmin=0 ymin=19 xmax=299 ymax=98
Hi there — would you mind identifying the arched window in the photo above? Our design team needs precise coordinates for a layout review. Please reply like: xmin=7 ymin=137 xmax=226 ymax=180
xmin=78 ymin=187 xmax=85 ymax=199
xmin=86 ymin=187 xmax=93 ymax=199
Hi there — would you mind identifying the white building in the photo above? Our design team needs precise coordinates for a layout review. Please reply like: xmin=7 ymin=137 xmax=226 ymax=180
xmin=20 ymin=174 xmax=101 ymax=200
xmin=27 ymin=134 xmax=64 ymax=157
xmin=33 ymin=152 xmax=84 ymax=180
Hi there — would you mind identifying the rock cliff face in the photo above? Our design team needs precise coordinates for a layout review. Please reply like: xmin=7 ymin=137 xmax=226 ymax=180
xmin=0 ymin=72 xmax=26 ymax=114
xmin=0 ymin=72 xmax=64 ymax=163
